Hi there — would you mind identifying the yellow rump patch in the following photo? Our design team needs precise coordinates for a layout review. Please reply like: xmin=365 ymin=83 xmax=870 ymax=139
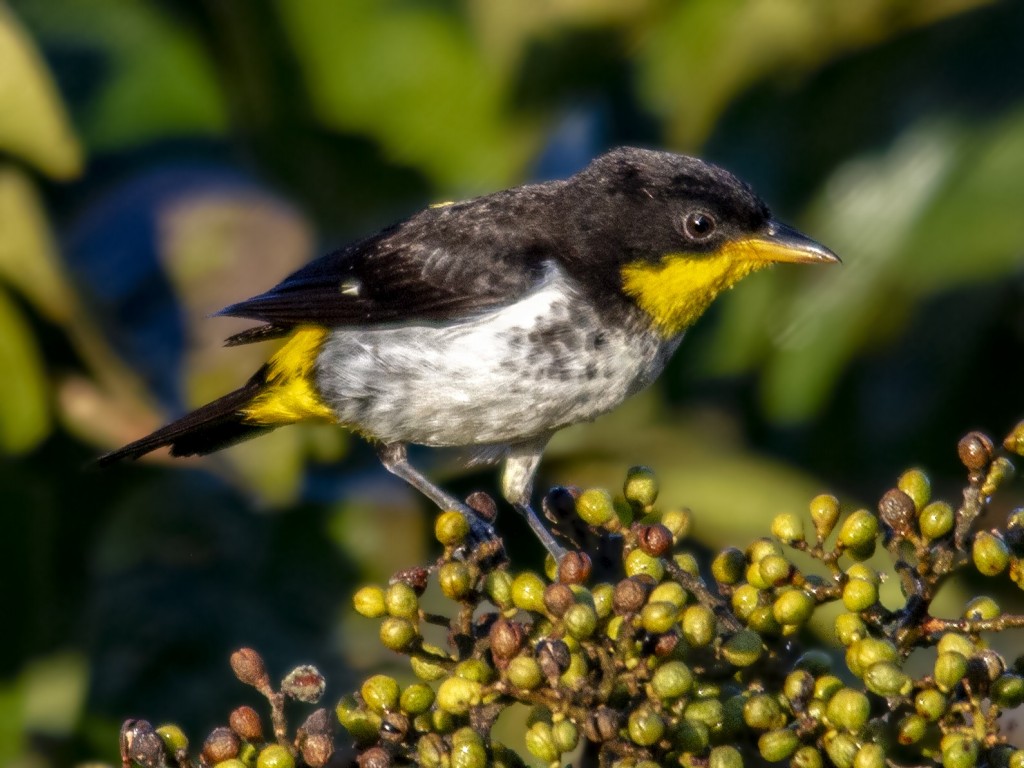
xmin=621 ymin=240 xmax=769 ymax=338
xmin=429 ymin=200 xmax=456 ymax=208
xmin=242 ymin=327 xmax=337 ymax=425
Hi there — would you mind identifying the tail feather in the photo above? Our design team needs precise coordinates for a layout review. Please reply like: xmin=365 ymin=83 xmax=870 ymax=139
xmin=98 ymin=370 xmax=271 ymax=466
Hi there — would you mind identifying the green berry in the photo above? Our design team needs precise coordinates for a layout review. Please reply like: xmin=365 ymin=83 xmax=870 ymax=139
xmin=651 ymin=661 xmax=693 ymax=700
xmin=506 ymin=655 xmax=543 ymax=690
xmin=439 ymin=561 xmax=473 ymax=600
xmin=709 ymin=745 xmax=743 ymax=768
xmin=712 ymin=547 xmax=746 ymax=584
xmin=842 ymin=578 xmax=878 ymax=612
xmin=919 ymin=501 xmax=954 ymax=540
xmin=792 ymin=746 xmax=824 ymax=768
xmin=399 ymin=683 xmax=435 ymax=715
xmin=824 ymin=732 xmax=860 ymax=768
xmin=256 ymin=746 xmax=293 ymax=768
xmin=352 ymin=585 xmax=387 ymax=618
xmin=771 ymin=512 xmax=805 ymax=543
xmin=484 ymin=570 xmax=514 ymax=609
xmin=682 ymin=604 xmax=716 ymax=647
xmin=897 ymin=469 xmax=931 ymax=511
xmin=809 ymin=494 xmax=841 ymax=540
xmin=759 ymin=727 xmax=799 ymax=762
xmin=773 ymin=588 xmax=815 ymax=626
xmin=551 ymin=720 xmax=579 ymax=754
xmin=758 ymin=554 xmax=792 ymax=586
xmin=834 ymin=612 xmax=867 ymax=646
xmin=563 ymin=603 xmax=598 ymax=639
xmin=826 ymin=688 xmax=870 ymax=733
xmin=963 ymin=595 xmax=1001 ymax=620
xmin=853 ymin=743 xmax=886 ymax=768
xmin=837 ymin=510 xmax=879 ymax=558
xmin=942 ymin=734 xmax=979 ymax=768
xmin=156 ymin=724 xmax=188 ymax=753
xmin=649 ymin=581 xmax=687 ymax=607
xmin=511 ymin=572 xmax=546 ymax=613
xmin=525 ymin=721 xmax=559 ymax=762
xmin=624 ymin=548 xmax=664 ymax=581
xmin=661 ymin=508 xmax=692 ymax=540
xmin=813 ymin=675 xmax=844 ymax=701
xmin=992 ymin=673 xmax=1024 ymax=708
xmin=361 ymin=674 xmax=400 ymax=714
xmin=721 ymin=629 xmax=763 ymax=667
xmin=973 ymin=531 xmax=1010 ymax=576
xmin=730 ymin=584 xmax=761 ymax=622
xmin=435 ymin=510 xmax=470 ymax=545
xmin=864 ymin=661 xmax=912 ymax=696
xmin=436 ymin=676 xmax=482 ymax=715
xmin=576 ymin=488 xmax=615 ymax=527
xmin=914 ymin=688 xmax=946 ymax=721
xmin=743 ymin=693 xmax=782 ymax=730
xmin=934 ymin=651 xmax=969 ymax=693
xmin=628 ymin=709 xmax=665 ymax=746
xmin=624 ymin=465 xmax=659 ymax=508
xmin=384 ymin=582 xmax=419 ymax=618
xmin=450 ymin=739 xmax=486 ymax=768
xmin=379 ymin=617 xmax=417 ymax=651
xmin=455 ymin=658 xmax=493 ymax=684
xmin=641 ymin=601 xmax=679 ymax=634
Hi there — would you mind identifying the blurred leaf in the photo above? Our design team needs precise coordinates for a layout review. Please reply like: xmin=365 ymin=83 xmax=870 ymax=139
xmin=0 ymin=285 xmax=50 ymax=453
xmin=0 ymin=678 xmax=26 ymax=765
xmin=637 ymin=0 xmax=993 ymax=148
xmin=276 ymin=0 xmax=535 ymax=191
xmin=0 ymin=4 xmax=81 ymax=178
xmin=21 ymin=653 xmax=87 ymax=737
xmin=0 ymin=165 xmax=76 ymax=323
xmin=12 ymin=0 xmax=226 ymax=150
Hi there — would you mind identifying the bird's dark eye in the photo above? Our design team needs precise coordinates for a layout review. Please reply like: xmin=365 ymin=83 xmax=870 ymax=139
xmin=683 ymin=211 xmax=715 ymax=240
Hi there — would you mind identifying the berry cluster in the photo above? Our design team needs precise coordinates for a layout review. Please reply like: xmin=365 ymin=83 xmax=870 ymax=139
xmin=121 ymin=421 xmax=1024 ymax=768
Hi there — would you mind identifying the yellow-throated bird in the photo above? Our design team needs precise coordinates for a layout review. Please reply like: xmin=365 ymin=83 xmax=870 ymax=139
xmin=100 ymin=147 xmax=838 ymax=558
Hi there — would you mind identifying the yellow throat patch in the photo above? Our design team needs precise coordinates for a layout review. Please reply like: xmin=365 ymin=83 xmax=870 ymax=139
xmin=620 ymin=241 xmax=769 ymax=337
xmin=242 ymin=327 xmax=337 ymax=425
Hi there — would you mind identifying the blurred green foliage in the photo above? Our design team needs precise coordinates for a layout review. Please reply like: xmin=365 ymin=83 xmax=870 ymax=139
xmin=0 ymin=0 xmax=1021 ymax=765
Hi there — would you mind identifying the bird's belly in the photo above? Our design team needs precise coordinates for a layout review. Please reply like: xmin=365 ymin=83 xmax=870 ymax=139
xmin=314 ymin=289 xmax=678 ymax=447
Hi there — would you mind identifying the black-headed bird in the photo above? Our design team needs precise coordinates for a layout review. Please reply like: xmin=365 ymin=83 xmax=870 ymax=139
xmin=100 ymin=147 xmax=839 ymax=559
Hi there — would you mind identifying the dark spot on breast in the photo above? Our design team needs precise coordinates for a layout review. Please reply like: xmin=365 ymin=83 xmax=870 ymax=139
xmin=585 ymin=363 xmax=598 ymax=380
xmin=587 ymin=331 xmax=607 ymax=350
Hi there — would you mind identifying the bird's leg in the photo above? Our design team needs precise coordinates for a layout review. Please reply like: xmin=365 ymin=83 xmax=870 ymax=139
xmin=502 ymin=438 xmax=567 ymax=562
xmin=376 ymin=442 xmax=496 ymax=542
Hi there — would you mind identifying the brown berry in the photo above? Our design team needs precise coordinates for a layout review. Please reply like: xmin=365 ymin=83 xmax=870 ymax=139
xmin=357 ymin=746 xmax=392 ymax=768
xmin=488 ymin=619 xmax=526 ymax=661
xmin=230 ymin=648 xmax=270 ymax=690
xmin=229 ymin=706 xmax=263 ymax=741
xmin=637 ymin=524 xmax=673 ymax=557
xmin=281 ymin=664 xmax=326 ymax=703
xmin=878 ymin=488 xmax=915 ymax=535
xmin=202 ymin=727 xmax=241 ymax=764
xmin=959 ymin=431 xmax=994 ymax=472
xmin=543 ymin=583 xmax=575 ymax=617
xmin=393 ymin=567 xmax=429 ymax=595
xmin=613 ymin=577 xmax=650 ymax=615
xmin=558 ymin=551 xmax=592 ymax=585
xmin=466 ymin=491 xmax=498 ymax=522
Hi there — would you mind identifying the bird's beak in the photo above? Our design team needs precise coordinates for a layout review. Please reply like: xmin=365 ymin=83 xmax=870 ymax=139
xmin=738 ymin=220 xmax=841 ymax=265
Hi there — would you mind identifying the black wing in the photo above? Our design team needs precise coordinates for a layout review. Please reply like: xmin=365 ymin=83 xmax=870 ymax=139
xmin=217 ymin=185 xmax=563 ymax=332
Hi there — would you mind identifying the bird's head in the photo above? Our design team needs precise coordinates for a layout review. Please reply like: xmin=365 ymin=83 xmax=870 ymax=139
xmin=564 ymin=147 xmax=839 ymax=337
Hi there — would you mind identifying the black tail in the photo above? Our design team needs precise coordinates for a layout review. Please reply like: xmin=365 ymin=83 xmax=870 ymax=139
xmin=98 ymin=371 xmax=271 ymax=466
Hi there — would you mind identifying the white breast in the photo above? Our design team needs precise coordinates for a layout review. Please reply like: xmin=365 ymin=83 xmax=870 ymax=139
xmin=315 ymin=265 xmax=680 ymax=447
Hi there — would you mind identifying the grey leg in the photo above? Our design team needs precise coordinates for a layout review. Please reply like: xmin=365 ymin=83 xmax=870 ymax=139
xmin=502 ymin=438 xmax=567 ymax=562
xmin=377 ymin=443 xmax=496 ymax=542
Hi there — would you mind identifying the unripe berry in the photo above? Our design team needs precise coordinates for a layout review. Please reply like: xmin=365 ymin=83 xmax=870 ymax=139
xmin=919 ymin=501 xmax=954 ymax=540
xmin=837 ymin=510 xmax=879 ymax=558
xmin=842 ymin=578 xmax=878 ymax=612
xmin=773 ymin=588 xmax=815 ymax=626
xmin=826 ymin=688 xmax=870 ymax=733
xmin=361 ymin=675 xmax=400 ymax=714
xmin=824 ymin=731 xmax=860 ymax=768
xmin=721 ymin=629 xmax=763 ymax=667
xmin=864 ymin=662 xmax=912 ymax=696
xmin=506 ymin=656 xmax=543 ymax=690
xmin=661 ymin=508 xmax=692 ymax=540
xmin=563 ymin=603 xmax=598 ymax=639
xmin=792 ymin=746 xmax=824 ymax=768
xmin=963 ymin=595 xmax=1001 ymax=620
xmin=641 ymin=601 xmax=679 ymax=634
xmin=682 ymin=604 xmax=716 ymax=647
xmin=551 ymin=720 xmax=579 ymax=754
xmin=942 ymin=734 xmax=979 ymax=768
xmin=934 ymin=651 xmax=969 ymax=693
xmin=651 ymin=660 xmax=693 ymax=699
xmin=973 ymin=531 xmax=1010 ymax=576
xmin=484 ymin=570 xmax=514 ymax=609
xmin=627 ymin=708 xmax=665 ymax=746
xmin=834 ymin=612 xmax=867 ymax=646
xmin=379 ymin=617 xmax=417 ymax=651
xmin=624 ymin=548 xmax=664 ymax=581
xmin=809 ymin=494 xmax=841 ymax=540
xmin=576 ymin=488 xmax=615 ymax=527
xmin=992 ymin=673 xmax=1024 ymax=708
xmin=384 ymin=582 xmax=419 ymax=618
xmin=256 ymin=745 xmax=294 ymax=768
xmin=712 ymin=547 xmax=746 ymax=584
xmin=709 ymin=745 xmax=743 ymax=768
xmin=771 ymin=512 xmax=805 ymax=543
xmin=854 ymin=743 xmax=886 ymax=768
xmin=743 ymin=693 xmax=782 ymax=730
xmin=524 ymin=722 xmax=559 ymax=762
xmin=511 ymin=572 xmax=546 ymax=613
xmin=624 ymin=465 xmax=659 ymax=508
xmin=353 ymin=586 xmax=387 ymax=618
xmin=156 ymin=724 xmax=188 ymax=753
xmin=434 ymin=510 xmax=470 ymax=545
xmin=438 ymin=562 xmax=473 ymax=600
xmin=897 ymin=469 xmax=930 ymax=510
xmin=436 ymin=677 xmax=482 ymax=715
xmin=759 ymin=727 xmax=799 ymax=762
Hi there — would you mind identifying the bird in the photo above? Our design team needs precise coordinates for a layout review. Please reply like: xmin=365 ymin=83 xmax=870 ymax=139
xmin=99 ymin=146 xmax=839 ymax=560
